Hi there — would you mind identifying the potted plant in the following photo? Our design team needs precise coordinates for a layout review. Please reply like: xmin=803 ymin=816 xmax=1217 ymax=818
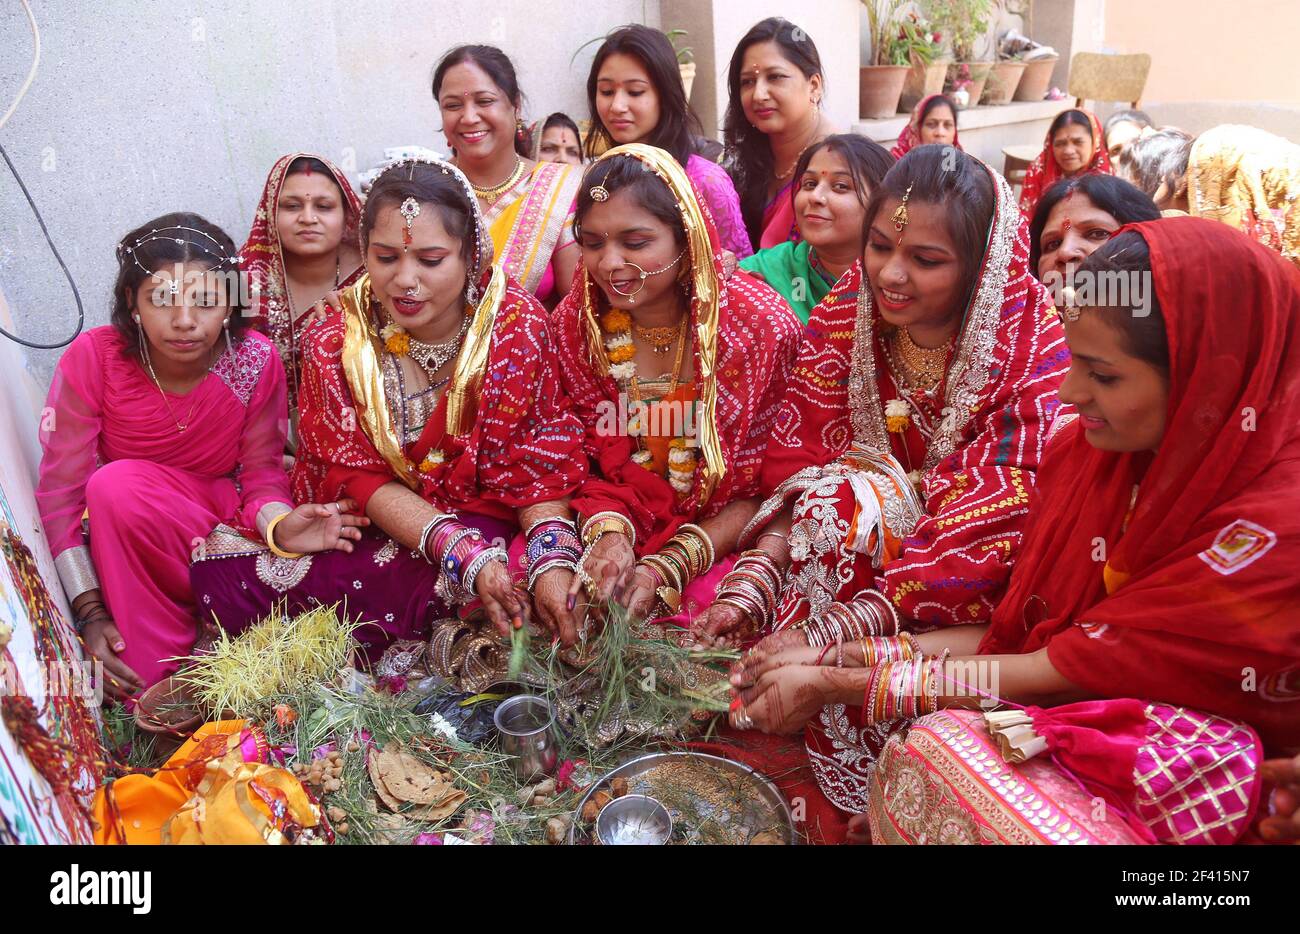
xmin=859 ymin=0 xmax=911 ymax=120
xmin=925 ymin=0 xmax=995 ymax=108
xmin=666 ymin=28 xmax=696 ymax=100
xmin=896 ymin=11 xmax=949 ymax=111
xmin=997 ymin=1 xmax=1059 ymax=101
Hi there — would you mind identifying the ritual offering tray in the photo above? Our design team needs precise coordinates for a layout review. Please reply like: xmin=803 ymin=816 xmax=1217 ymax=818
xmin=568 ymin=752 xmax=800 ymax=845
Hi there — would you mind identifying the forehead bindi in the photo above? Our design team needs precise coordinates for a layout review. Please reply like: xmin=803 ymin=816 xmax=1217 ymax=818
xmin=439 ymin=63 xmax=503 ymax=102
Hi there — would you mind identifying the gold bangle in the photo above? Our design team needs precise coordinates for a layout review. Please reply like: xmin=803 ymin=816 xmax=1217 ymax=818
xmin=581 ymin=512 xmax=634 ymax=548
xmin=265 ymin=511 xmax=304 ymax=559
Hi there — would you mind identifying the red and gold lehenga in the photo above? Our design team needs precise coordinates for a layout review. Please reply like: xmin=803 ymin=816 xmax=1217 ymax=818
xmin=549 ymin=144 xmax=801 ymax=617
xmin=739 ymin=163 xmax=1068 ymax=833
xmin=240 ymin=152 xmax=365 ymax=412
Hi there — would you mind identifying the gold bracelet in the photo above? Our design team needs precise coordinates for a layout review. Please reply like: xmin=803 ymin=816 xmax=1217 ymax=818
xmin=265 ymin=511 xmax=305 ymax=559
xmin=581 ymin=511 xmax=634 ymax=548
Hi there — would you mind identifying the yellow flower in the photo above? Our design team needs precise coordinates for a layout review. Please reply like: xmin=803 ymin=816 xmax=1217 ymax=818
xmin=385 ymin=331 xmax=410 ymax=355
xmin=885 ymin=398 xmax=911 ymax=433
xmin=601 ymin=309 xmax=632 ymax=333
xmin=418 ymin=450 xmax=446 ymax=472
xmin=607 ymin=343 xmax=635 ymax=364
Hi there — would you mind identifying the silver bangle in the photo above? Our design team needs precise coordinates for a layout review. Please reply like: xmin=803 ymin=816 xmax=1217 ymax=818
xmin=462 ymin=546 xmax=508 ymax=596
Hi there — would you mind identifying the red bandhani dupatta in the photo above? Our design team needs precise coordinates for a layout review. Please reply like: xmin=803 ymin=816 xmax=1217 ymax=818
xmin=980 ymin=217 xmax=1300 ymax=752
xmin=292 ymin=272 xmax=587 ymax=521
xmin=552 ymin=144 xmax=801 ymax=554
xmin=757 ymin=164 xmax=1069 ymax=626
xmin=889 ymin=94 xmax=962 ymax=160
xmin=241 ymin=152 xmax=365 ymax=408
xmin=1017 ymin=109 xmax=1111 ymax=221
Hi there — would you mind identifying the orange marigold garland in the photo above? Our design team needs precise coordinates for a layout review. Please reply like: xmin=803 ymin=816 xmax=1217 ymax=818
xmin=599 ymin=310 xmax=698 ymax=491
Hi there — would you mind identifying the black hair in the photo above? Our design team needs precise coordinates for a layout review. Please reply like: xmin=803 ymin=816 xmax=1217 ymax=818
xmin=791 ymin=133 xmax=895 ymax=217
xmin=1103 ymin=108 xmax=1153 ymax=136
xmin=112 ymin=212 xmax=247 ymax=359
xmin=1075 ymin=230 xmax=1169 ymax=370
xmin=918 ymin=94 xmax=958 ymax=128
xmin=573 ymin=153 xmax=686 ymax=248
xmin=1049 ymin=108 xmax=1094 ymax=141
xmin=722 ymin=18 xmax=825 ymax=246
xmin=1115 ymin=128 xmax=1194 ymax=201
xmin=1028 ymin=173 xmax=1162 ymax=271
xmin=864 ymin=145 xmax=994 ymax=296
xmin=361 ymin=162 xmax=476 ymax=271
xmin=541 ymin=112 xmax=582 ymax=142
xmin=585 ymin=24 xmax=703 ymax=164
xmin=284 ymin=156 xmax=347 ymax=203
xmin=431 ymin=45 xmax=530 ymax=157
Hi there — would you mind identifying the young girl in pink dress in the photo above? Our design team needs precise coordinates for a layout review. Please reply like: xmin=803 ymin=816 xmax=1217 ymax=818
xmin=36 ymin=213 xmax=365 ymax=699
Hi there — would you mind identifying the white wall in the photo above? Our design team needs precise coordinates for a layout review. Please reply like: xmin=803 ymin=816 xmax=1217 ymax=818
xmin=0 ymin=0 xmax=659 ymax=384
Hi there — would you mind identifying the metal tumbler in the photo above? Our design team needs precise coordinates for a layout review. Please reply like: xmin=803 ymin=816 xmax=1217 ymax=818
xmin=493 ymin=694 xmax=559 ymax=781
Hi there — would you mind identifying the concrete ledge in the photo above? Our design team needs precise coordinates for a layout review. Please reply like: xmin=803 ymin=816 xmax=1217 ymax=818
xmin=852 ymin=99 xmax=1073 ymax=144
xmin=852 ymin=99 xmax=1074 ymax=172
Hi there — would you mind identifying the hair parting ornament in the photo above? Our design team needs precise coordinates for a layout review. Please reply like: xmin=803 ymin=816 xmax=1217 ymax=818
xmin=119 ymin=225 xmax=240 ymax=283
xmin=589 ymin=185 xmax=610 ymax=202
xmin=891 ymin=182 xmax=914 ymax=239
xmin=399 ymin=197 xmax=420 ymax=251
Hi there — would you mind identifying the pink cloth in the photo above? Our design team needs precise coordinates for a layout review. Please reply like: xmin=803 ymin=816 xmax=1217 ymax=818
xmin=686 ymin=154 xmax=753 ymax=259
xmin=758 ymin=180 xmax=798 ymax=250
xmin=36 ymin=326 xmax=291 ymax=686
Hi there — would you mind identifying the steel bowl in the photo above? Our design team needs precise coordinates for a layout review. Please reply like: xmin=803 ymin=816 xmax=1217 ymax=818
xmin=596 ymin=794 xmax=673 ymax=845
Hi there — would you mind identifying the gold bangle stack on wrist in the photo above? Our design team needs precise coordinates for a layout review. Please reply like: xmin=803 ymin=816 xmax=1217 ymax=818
xmin=637 ymin=523 xmax=714 ymax=615
xmin=264 ymin=512 xmax=304 ymax=559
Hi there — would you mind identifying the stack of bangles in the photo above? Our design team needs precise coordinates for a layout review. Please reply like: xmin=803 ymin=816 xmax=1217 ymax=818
xmin=637 ymin=523 xmax=715 ymax=613
xmin=862 ymin=649 xmax=951 ymax=726
xmin=799 ymin=591 xmax=900 ymax=646
xmin=524 ymin=516 xmax=582 ymax=589
xmin=418 ymin=512 xmax=507 ymax=604
xmin=713 ymin=549 xmax=782 ymax=627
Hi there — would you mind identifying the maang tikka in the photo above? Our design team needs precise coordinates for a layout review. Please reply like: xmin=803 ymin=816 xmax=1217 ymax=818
xmin=891 ymin=182 xmax=914 ymax=233
xmin=399 ymin=197 xmax=421 ymax=251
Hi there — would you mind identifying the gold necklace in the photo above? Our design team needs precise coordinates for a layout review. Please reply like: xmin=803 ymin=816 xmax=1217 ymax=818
xmin=630 ymin=318 xmax=689 ymax=399
xmin=469 ymin=158 xmax=526 ymax=202
xmin=886 ymin=327 xmax=953 ymax=392
xmin=143 ymin=341 xmax=216 ymax=433
xmin=633 ymin=323 xmax=681 ymax=354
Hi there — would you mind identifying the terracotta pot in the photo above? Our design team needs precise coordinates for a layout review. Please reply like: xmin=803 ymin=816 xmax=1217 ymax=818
xmin=946 ymin=62 xmax=993 ymax=109
xmin=858 ymin=64 xmax=910 ymax=120
xmin=679 ymin=61 xmax=696 ymax=102
xmin=1014 ymin=55 xmax=1059 ymax=102
xmin=899 ymin=59 xmax=951 ymax=112
xmin=134 ymin=675 xmax=205 ymax=758
xmin=983 ymin=61 xmax=1027 ymax=105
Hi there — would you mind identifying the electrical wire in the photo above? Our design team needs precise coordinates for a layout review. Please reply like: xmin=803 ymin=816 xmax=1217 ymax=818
xmin=0 ymin=0 xmax=86 ymax=350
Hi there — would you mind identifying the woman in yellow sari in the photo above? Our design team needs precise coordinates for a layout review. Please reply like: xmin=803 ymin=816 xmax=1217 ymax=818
xmin=433 ymin=45 xmax=582 ymax=303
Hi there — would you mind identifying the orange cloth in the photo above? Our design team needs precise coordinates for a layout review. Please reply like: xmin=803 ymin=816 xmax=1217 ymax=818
xmin=92 ymin=719 xmax=308 ymax=845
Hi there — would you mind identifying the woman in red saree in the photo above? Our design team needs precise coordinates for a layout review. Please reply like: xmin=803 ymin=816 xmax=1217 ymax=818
xmin=700 ymin=146 xmax=1068 ymax=646
xmin=732 ymin=218 xmax=1300 ymax=845
xmin=889 ymin=94 xmax=960 ymax=160
xmin=37 ymin=213 xmax=365 ymax=696
xmin=549 ymin=143 xmax=800 ymax=638
xmin=191 ymin=157 xmax=588 ymax=656
xmin=1018 ymin=108 xmax=1112 ymax=221
xmin=241 ymin=153 xmax=365 ymax=414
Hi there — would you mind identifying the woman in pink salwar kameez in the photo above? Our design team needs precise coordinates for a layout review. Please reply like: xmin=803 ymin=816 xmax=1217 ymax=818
xmin=37 ymin=213 xmax=365 ymax=699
